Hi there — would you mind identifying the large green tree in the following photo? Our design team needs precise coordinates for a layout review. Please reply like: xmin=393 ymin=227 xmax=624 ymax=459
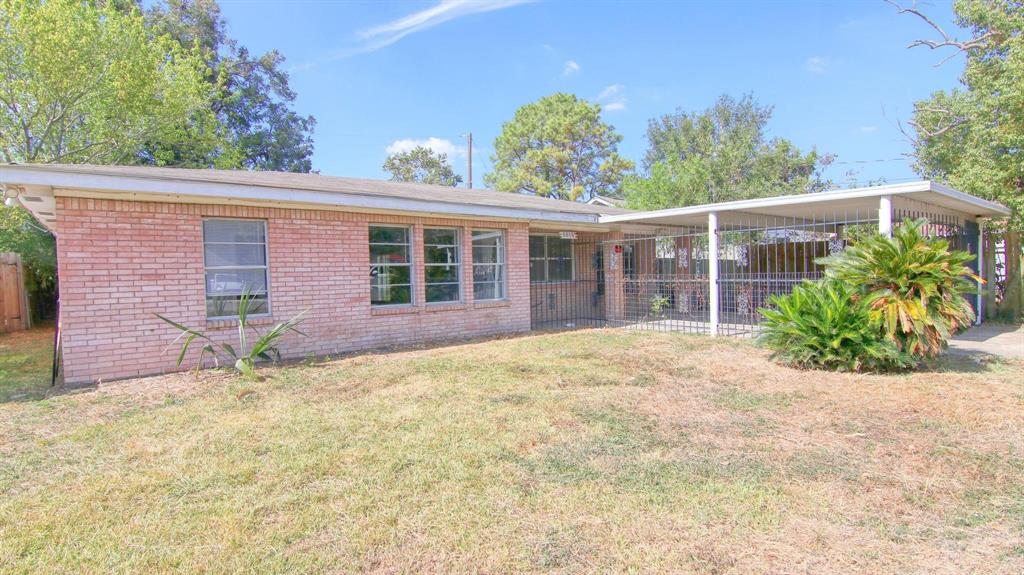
xmin=0 ymin=0 xmax=211 ymax=164
xmin=139 ymin=0 xmax=316 ymax=172
xmin=485 ymin=93 xmax=633 ymax=201
xmin=624 ymin=94 xmax=831 ymax=210
xmin=0 ymin=0 xmax=209 ymax=319
xmin=893 ymin=0 xmax=1023 ymax=319
xmin=383 ymin=146 xmax=463 ymax=187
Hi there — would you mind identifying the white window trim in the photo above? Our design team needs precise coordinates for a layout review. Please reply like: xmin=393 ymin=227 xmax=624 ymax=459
xmin=472 ymin=229 xmax=506 ymax=301
xmin=369 ymin=224 xmax=414 ymax=307
xmin=423 ymin=227 xmax=463 ymax=304
xmin=202 ymin=218 xmax=271 ymax=320
xmin=529 ymin=233 xmax=576 ymax=284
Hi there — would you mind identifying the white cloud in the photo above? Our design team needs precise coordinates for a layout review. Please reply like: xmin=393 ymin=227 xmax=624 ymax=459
xmin=858 ymin=125 xmax=879 ymax=133
xmin=804 ymin=56 xmax=828 ymax=74
xmin=597 ymin=84 xmax=627 ymax=112
xmin=386 ymin=137 xmax=466 ymax=159
xmin=301 ymin=0 xmax=533 ymax=66
xmin=562 ymin=60 xmax=580 ymax=76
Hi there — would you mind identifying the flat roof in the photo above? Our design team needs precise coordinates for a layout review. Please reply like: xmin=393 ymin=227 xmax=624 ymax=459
xmin=599 ymin=181 xmax=1010 ymax=227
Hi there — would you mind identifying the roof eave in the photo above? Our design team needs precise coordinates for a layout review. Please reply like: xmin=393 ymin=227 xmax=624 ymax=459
xmin=0 ymin=164 xmax=606 ymax=225
xmin=598 ymin=181 xmax=1011 ymax=225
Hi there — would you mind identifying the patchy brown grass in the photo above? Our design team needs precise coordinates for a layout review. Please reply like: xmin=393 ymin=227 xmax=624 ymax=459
xmin=0 ymin=329 xmax=1021 ymax=574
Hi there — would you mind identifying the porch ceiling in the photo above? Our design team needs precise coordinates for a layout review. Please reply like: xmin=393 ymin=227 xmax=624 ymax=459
xmin=599 ymin=181 xmax=1010 ymax=228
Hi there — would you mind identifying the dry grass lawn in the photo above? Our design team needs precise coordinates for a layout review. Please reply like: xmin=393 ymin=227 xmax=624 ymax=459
xmin=1 ymin=328 xmax=1022 ymax=574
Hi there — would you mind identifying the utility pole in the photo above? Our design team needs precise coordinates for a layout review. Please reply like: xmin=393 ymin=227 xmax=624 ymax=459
xmin=463 ymin=132 xmax=473 ymax=189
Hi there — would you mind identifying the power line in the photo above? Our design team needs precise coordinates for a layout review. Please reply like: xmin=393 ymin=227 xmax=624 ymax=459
xmin=830 ymin=157 xmax=909 ymax=165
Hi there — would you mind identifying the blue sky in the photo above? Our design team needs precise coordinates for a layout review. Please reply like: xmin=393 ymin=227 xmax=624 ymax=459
xmin=217 ymin=0 xmax=967 ymax=189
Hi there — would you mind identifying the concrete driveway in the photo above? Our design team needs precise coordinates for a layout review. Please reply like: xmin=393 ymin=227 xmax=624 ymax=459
xmin=948 ymin=323 xmax=1024 ymax=359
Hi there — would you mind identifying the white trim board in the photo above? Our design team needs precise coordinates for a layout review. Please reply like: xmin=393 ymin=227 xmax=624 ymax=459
xmin=0 ymin=164 xmax=609 ymax=229
xmin=599 ymin=181 xmax=1010 ymax=226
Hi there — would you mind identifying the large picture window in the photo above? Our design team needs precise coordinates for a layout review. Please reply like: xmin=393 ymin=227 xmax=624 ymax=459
xmin=472 ymin=230 xmax=505 ymax=301
xmin=369 ymin=225 xmax=413 ymax=306
xmin=424 ymin=228 xmax=461 ymax=303
xmin=203 ymin=219 xmax=269 ymax=318
xmin=529 ymin=235 xmax=574 ymax=282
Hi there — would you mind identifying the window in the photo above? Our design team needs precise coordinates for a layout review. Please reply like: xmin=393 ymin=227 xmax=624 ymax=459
xmin=529 ymin=235 xmax=574 ymax=282
xmin=472 ymin=230 xmax=505 ymax=300
xmin=424 ymin=228 xmax=461 ymax=303
xmin=622 ymin=244 xmax=635 ymax=279
xmin=203 ymin=219 xmax=269 ymax=318
xmin=369 ymin=225 xmax=412 ymax=305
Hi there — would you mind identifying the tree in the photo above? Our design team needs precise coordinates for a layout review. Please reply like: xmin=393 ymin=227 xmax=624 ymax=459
xmin=140 ymin=0 xmax=316 ymax=172
xmin=0 ymin=0 xmax=211 ymax=164
xmin=892 ymin=0 xmax=1023 ymax=319
xmin=0 ymin=205 xmax=55 ymax=319
xmin=624 ymin=94 xmax=831 ymax=210
xmin=485 ymin=93 xmax=634 ymax=201
xmin=383 ymin=146 xmax=463 ymax=186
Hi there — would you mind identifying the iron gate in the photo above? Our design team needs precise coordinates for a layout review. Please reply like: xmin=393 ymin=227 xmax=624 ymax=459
xmin=529 ymin=236 xmax=607 ymax=330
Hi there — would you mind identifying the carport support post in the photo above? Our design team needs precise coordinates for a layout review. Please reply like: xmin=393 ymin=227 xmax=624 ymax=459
xmin=976 ymin=220 xmax=984 ymax=325
xmin=708 ymin=211 xmax=720 ymax=336
xmin=879 ymin=194 xmax=893 ymax=237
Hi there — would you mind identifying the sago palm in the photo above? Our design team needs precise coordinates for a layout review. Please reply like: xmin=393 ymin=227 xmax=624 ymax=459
xmin=156 ymin=289 xmax=308 ymax=380
xmin=818 ymin=219 xmax=980 ymax=358
xmin=758 ymin=280 xmax=913 ymax=372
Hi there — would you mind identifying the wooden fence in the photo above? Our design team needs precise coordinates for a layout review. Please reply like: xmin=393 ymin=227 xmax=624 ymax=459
xmin=0 ymin=253 xmax=31 ymax=333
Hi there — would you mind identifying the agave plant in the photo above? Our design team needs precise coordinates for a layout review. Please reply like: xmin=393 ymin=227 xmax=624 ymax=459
xmin=758 ymin=280 xmax=914 ymax=372
xmin=818 ymin=218 xmax=980 ymax=358
xmin=156 ymin=289 xmax=308 ymax=380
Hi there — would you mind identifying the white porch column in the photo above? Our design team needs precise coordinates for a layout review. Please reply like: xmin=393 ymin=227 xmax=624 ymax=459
xmin=708 ymin=211 xmax=719 ymax=337
xmin=879 ymin=194 xmax=893 ymax=237
xmin=976 ymin=219 xmax=985 ymax=325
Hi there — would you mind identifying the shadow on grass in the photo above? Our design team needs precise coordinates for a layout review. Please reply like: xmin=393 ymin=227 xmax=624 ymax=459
xmin=917 ymin=352 xmax=1020 ymax=375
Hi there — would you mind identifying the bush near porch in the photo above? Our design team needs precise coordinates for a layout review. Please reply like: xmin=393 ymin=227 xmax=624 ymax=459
xmin=760 ymin=219 xmax=980 ymax=372
xmin=1 ymin=329 xmax=1021 ymax=573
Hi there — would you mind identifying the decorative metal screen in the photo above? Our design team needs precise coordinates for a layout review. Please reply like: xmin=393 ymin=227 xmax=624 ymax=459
xmin=529 ymin=236 xmax=607 ymax=330
xmin=528 ymin=203 xmax=979 ymax=337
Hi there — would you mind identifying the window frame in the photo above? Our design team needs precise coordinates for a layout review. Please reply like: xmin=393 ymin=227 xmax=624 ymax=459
xmin=472 ymin=229 xmax=506 ymax=301
xmin=369 ymin=224 xmax=415 ymax=307
xmin=423 ymin=227 xmax=462 ymax=304
xmin=529 ymin=234 xmax=576 ymax=283
xmin=202 ymin=218 xmax=271 ymax=320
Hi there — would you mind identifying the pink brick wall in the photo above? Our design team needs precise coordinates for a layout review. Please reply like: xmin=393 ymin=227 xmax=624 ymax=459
xmin=55 ymin=197 xmax=531 ymax=383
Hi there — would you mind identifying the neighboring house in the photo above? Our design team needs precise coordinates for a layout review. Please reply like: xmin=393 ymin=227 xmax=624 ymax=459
xmin=0 ymin=164 xmax=1009 ymax=383
xmin=587 ymin=194 xmax=626 ymax=208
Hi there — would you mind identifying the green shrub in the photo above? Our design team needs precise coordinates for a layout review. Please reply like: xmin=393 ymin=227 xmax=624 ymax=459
xmin=156 ymin=289 xmax=308 ymax=380
xmin=758 ymin=280 xmax=914 ymax=372
xmin=818 ymin=218 xmax=979 ymax=358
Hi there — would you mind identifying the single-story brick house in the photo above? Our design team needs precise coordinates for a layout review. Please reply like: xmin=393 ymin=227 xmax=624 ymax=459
xmin=0 ymin=164 xmax=1010 ymax=384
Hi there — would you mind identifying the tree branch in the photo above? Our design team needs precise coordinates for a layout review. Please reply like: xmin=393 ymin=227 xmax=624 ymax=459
xmin=887 ymin=0 xmax=995 ymax=66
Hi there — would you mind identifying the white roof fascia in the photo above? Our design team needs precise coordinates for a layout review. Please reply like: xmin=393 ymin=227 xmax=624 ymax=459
xmin=0 ymin=165 xmax=604 ymax=225
xmin=598 ymin=181 xmax=1010 ymax=224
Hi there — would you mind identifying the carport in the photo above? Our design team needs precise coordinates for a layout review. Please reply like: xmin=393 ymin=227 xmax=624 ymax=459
xmin=595 ymin=181 xmax=1010 ymax=336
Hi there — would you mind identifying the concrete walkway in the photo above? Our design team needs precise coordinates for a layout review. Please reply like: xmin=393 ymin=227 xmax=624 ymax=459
xmin=948 ymin=323 xmax=1024 ymax=359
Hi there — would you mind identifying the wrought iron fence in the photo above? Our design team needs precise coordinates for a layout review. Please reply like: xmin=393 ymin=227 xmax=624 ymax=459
xmin=528 ymin=206 xmax=980 ymax=336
